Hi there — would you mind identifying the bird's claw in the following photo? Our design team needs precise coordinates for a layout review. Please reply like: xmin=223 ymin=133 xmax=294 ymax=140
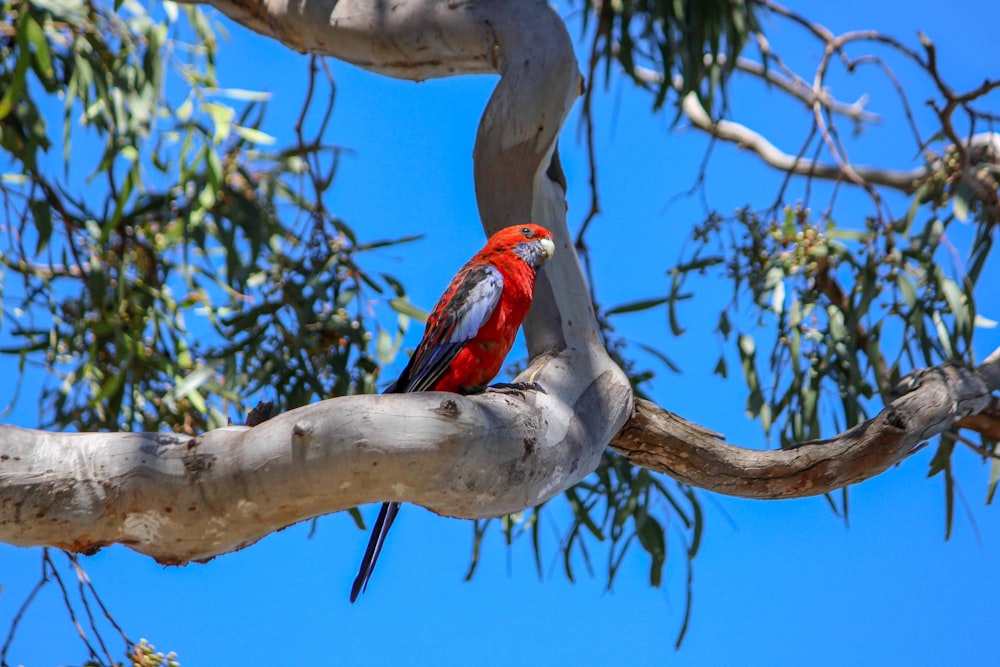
xmin=485 ymin=381 xmax=546 ymax=397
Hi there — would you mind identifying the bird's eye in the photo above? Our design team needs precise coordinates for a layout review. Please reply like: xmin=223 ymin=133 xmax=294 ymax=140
xmin=521 ymin=226 xmax=534 ymax=237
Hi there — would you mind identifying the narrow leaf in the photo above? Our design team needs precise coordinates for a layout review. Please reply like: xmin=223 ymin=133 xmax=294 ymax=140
xmin=605 ymin=296 xmax=668 ymax=316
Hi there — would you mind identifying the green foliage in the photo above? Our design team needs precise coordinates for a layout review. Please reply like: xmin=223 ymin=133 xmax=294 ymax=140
xmin=579 ymin=0 xmax=759 ymax=112
xmin=467 ymin=452 xmax=701 ymax=644
xmin=0 ymin=0 xmax=413 ymax=432
xmin=613 ymin=179 xmax=992 ymax=450
xmin=603 ymin=151 xmax=996 ymax=530
xmin=587 ymin=1 xmax=999 ymax=536
xmin=466 ymin=327 xmax=700 ymax=645
xmin=694 ymin=188 xmax=986 ymax=445
xmin=468 ymin=454 xmax=701 ymax=587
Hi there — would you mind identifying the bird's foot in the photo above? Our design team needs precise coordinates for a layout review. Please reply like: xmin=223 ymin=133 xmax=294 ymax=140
xmin=458 ymin=382 xmax=546 ymax=397
xmin=485 ymin=381 xmax=547 ymax=397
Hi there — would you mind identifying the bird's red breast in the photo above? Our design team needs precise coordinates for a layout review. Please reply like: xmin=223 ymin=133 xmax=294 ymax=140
xmin=389 ymin=224 xmax=555 ymax=394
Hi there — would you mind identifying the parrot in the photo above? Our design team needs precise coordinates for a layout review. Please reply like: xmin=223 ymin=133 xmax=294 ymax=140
xmin=350 ymin=223 xmax=556 ymax=602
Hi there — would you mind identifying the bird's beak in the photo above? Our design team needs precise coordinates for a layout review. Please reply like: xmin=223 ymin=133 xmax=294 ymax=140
xmin=540 ymin=237 xmax=555 ymax=261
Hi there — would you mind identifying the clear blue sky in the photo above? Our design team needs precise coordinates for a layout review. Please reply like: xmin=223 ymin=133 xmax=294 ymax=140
xmin=2 ymin=1 xmax=999 ymax=665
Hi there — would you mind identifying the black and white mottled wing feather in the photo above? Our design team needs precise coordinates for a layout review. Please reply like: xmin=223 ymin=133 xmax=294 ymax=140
xmin=388 ymin=263 xmax=503 ymax=394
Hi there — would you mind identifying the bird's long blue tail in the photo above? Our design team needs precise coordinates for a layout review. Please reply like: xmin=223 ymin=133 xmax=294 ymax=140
xmin=350 ymin=501 xmax=401 ymax=602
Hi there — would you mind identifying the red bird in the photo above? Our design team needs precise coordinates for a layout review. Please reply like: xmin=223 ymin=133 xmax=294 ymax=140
xmin=350 ymin=224 xmax=555 ymax=601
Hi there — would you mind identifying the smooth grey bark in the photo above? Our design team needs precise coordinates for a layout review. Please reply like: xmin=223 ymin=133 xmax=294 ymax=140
xmin=0 ymin=385 xmax=628 ymax=562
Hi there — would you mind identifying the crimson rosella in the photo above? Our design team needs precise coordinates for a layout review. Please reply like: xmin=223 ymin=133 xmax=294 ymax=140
xmin=350 ymin=224 xmax=556 ymax=601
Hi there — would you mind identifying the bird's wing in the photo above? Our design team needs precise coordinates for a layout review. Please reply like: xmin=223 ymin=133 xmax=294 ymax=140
xmin=350 ymin=265 xmax=501 ymax=600
xmin=390 ymin=263 xmax=503 ymax=393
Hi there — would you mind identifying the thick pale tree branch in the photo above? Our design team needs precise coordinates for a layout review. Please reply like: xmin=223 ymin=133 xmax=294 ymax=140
xmin=0 ymin=379 xmax=628 ymax=562
xmin=0 ymin=0 xmax=632 ymax=562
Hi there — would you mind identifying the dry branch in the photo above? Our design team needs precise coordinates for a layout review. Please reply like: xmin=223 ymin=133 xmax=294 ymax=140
xmin=611 ymin=351 xmax=1000 ymax=498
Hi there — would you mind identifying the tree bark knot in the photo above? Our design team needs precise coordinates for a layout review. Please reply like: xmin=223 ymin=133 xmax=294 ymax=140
xmin=182 ymin=452 xmax=216 ymax=478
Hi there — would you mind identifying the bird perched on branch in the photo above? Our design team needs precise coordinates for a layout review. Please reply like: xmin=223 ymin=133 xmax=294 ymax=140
xmin=350 ymin=223 xmax=556 ymax=602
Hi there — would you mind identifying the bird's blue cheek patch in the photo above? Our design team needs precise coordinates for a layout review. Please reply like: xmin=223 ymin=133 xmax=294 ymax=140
xmin=513 ymin=241 xmax=546 ymax=267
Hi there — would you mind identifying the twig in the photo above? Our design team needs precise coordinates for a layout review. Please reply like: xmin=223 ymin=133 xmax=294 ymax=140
xmin=576 ymin=12 xmax=606 ymax=247
xmin=45 ymin=550 xmax=103 ymax=664
xmin=67 ymin=552 xmax=133 ymax=658
xmin=949 ymin=429 xmax=1000 ymax=460
xmin=70 ymin=553 xmax=116 ymax=666
xmin=0 ymin=549 xmax=51 ymax=665
xmin=734 ymin=57 xmax=880 ymax=124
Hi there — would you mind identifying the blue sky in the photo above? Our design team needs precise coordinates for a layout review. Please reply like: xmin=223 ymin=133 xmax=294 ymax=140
xmin=2 ymin=1 xmax=999 ymax=665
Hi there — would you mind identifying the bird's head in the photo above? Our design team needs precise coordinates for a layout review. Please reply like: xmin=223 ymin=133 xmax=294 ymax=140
xmin=489 ymin=224 xmax=555 ymax=269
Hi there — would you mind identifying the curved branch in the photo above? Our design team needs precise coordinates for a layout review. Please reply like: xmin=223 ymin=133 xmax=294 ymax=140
xmin=628 ymin=63 xmax=929 ymax=191
xmin=678 ymin=89 xmax=926 ymax=191
xmin=733 ymin=56 xmax=880 ymax=124
xmin=0 ymin=0 xmax=633 ymax=561
xmin=611 ymin=350 xmax=1000 ymax=498
xmin=679 ymin=90 xmax=1000 ymax=194
xmin=171 ymin=0 xmax=600 ymax=355
xmin=0 ymin=376 xmax=628 ymax=562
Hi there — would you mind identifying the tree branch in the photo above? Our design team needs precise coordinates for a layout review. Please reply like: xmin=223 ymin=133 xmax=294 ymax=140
xmin=0 ymin=0 xmax=633 ymax=562
xmin=679 ymin=84 xmax=1000 ymax=194
xmin=627 ymin=62 xmax=928 ymax=191
xmin=626 ymin=10 xmax=1000 ymax=197
xmin=732 ymin=56 xmax=880 ymax=125
xmin=611 ymin=349 xmax=1000 ymax=498
xmin=677 ymin=85 xmax=925 ymax=191
xmin=0 ymin=380 xmax=629 ymax=562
